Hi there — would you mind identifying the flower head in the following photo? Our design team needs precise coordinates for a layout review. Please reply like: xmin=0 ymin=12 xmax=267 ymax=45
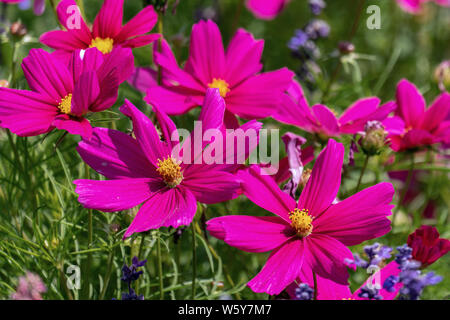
xmin=0 ymin=47 xmax=134 ymax=139
xmin=207 ymin=139 xmax=394 ymax=295
xmin=40 ymin=0 xmax=159 ymax=61
xmin=143 ymin=20 xmax=294 ymax=122
xmin=245 ymin=0 xmax=291 ymax=20
xmin=295 ymin=283 xmax=314 ymax=300
xmin=407 ymin=225 xmax=450 ymax=268
xmin=11 ymin=272 xmax=46 ymax=300
xmin=74 ymin=89 xmax=261 ymax=238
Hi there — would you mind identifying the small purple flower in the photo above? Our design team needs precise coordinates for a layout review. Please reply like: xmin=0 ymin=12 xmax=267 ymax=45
xmin=383 ymin=275 xmax=399 ymax=293
xmin=305 ymin=19 xmax=330 ymax=39
xmin=395 ymin=244 xmax=413 ymax=268
xmin=118 ymin=257 xmax=147 ymax=300
xmin=357 ymin=285 xmax=383 ymax=300
xmin=288 ymin=29 xmax=309 ymax=51
xmin=309 ymin=0 xmax=326 ymax=15
xmin=295 ymin=283 xmax=314 ymax=300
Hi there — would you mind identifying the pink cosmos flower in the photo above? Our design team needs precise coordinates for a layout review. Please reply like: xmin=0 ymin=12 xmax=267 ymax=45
xmin=74 ymin=89 xmax=261 ymax=238
xmin=274 ymin=80 xmax=396 ymax=139
xmin=145 ymin=20 xmax=294 ymax=125
xmin=0 ymin=47 xmax=133 ymax=139
xmin=385 ymin=79 xmax=450 ymax=151
xmin=0 ymin=0 xmax=45 ymax=15
xmin=396 ymin=0 xmax=450 ymax=14
xmin=40 ymin=0 xmax=159 ymax=61
xmin=245 ymin=0 xmax=291 ymax=20
xmin=207 ymin=139 xmax=395 ymax=295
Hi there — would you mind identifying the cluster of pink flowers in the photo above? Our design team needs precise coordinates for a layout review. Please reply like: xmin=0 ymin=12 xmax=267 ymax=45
xmin=0 ymin=0 xmax=448 ymax=300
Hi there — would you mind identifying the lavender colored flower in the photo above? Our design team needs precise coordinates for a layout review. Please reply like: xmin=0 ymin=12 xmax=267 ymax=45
xmin=11 ymin=272 xmax=46 ymax=300
xmin=398 ymin=270 xmax=442 ymax=300
xmin=383 ymin=275 xmax=399 ymax=293
xmin=295 ymin=283 xmax=314 ymax=300
xmin=122 ymin=288 xmax=144 ymax=301
xmin=364 ymin=243 xmax=392 ymax=267
xmin=309 ymin=0 xmax=326 ymax=15
xmin=395 ymin=244 xmax=413 ymax=267
xmin=357 ymin=285 xmax=383 ymax=300
xmin=305 ymin=19 xmax=330 ymax=39
xmin=288 ymin=29 xmax=309 ymax=51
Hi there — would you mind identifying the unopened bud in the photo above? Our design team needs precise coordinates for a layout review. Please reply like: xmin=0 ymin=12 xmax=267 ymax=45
xmin=110 ymin=223 xmax=121 ymax=233
xmin=10 ymin=22 xmax=27 ymax=40
xmin=299 ymin=169 xmax=312 ymax=190
xmin=338 ymin=41 xmax=355 ymax=55
xmin=434 ymin=60 xmax=450 ymax=91
xmin=361 ymin=121 xmax=386 ymax=155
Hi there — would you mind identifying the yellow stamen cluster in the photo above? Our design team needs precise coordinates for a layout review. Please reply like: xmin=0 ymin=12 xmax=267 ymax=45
xmin=289 ymin=208 xmax=313 ymax=238
xmin=156 ymin=157 xmax=183 ymax=188
xmin=58 ymin=94 xmax=73 ymax=115
xmin=208 ymin=78 xmax=230 ymax=98
xmin=89 ymin=37 xmax=114 ymax=54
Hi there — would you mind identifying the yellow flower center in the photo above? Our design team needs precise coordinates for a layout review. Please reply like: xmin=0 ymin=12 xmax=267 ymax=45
xmin=208 ymin=78 xmax=230 ymax=98
xmin=58 ymin=94 xmax=73 ymax=115
xmin=89 ymin=37 xmax=114 ymax=54
xmin=156 ymin=157 xmax=183 ymax=188
xmin=289 ymin=208 xmax=313 ymax=238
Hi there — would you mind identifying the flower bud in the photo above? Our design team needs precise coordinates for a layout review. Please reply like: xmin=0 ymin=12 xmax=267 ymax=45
xmin=10 ymin=22 xmax=27 ymax=40
xmin=361 ymin=121 xmax=386 ymax=155
xmin=299 ymin=169 xmax=312 ymax=190
xmin=338 ymin=41 xmax=355 ymax=55
xmin=434 ymin=60 xmax=450 ymax=91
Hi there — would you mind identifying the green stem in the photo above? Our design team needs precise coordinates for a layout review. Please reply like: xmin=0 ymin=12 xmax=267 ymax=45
xmin=393 ymin=153 xmax=415 ymax=226
xmin=156 ymin=234 xmax=164 ymax=300
xmin=355 ymin=154 xmax=370 ymax=193
xmin=99 ymin=248 xmax=115 ymax=300
xmin=83 ymin=163 xmax=93 ymax=299
xmin=191 ymin=224 xmax=197 ymax=299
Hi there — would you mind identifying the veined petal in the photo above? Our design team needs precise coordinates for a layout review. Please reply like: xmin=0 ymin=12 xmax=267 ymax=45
xmin=298 ymin=139 xmax=344 ymax=217
xmin=77 ymin=127 xmax=156 ymax=179
xmin=123 ymin=186 xmax=197 ymax=238
xmin=74 ymin=178 xmax=162 ymax=212
xmin=71 ymin=70 xmax=100 ymax=116
xmin=92 ymin=0 xmax=123 ymax=39
xmin=313 ymin=182 xmax=394 ymax=246
xmin=395 ymin=79 xmax=425 ymax=128
xmin=52 ymin=115 xmax=93 ymax=139
xmin=312 ymin=104 xmax=339 ymax=136
xmin=237 ymin=165 xmax=296 ymax=222
xmin=420 ymin=92 xmax=450 ymax=132
xmin=207 ymin=215 xmax=294 ymax=253
xmin=115 ymin=5 xmax=158 ymax=43
xmin=248 ymin=238 xmax=304 ymax=295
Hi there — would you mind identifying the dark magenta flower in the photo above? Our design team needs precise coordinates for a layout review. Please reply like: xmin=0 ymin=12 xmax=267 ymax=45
xmin=385 ymin=79 xmax=450 ymax=151
xmin=245 ymin=0 xmax=291 ymax=20
xmin=0 ymin=47 xmax=134 ymax=139
xmin=407 ymin=225 xmax=450 ymax=268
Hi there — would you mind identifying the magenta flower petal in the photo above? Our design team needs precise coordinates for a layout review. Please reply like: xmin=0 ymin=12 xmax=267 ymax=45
xmin=120 ymin=100 xmax=170 ymax=166
xmin=146 ymin=86 xmax=202 ymax=115
xmin=305 ymin=234 xmax=353 ymax=285
xmin=238 ymin=165 xmax=296 ymax=222
xmin=182 ymin=167 xmax=240 ymax=204
xmin=207 ymin=216 xmax=293 ymax=253
xmin=152 ymin=104 xmax=179 ymax=149
xmin=0 ymin=89 xmax=57 ymax=136
xmin=338 ymin=97 xmax=380 ymax=126
xmin=224 ymin=28 xmax=264 ymax=87
xmin=40 ymin=30 xmax=89 ymax=52
xmin=298 ymin=139 xmax=344 ymax=217
xmin=314 ymin=182 xmax=394 ymax=246
xmin=184 ymin=20 xmax=226 ymax=84
xmin=128 ymin=67 xmax=158 ymax=93
xmin=226 ymin=68 xmax=294 ymax=119
xmin=115 ymin=5 xmax=158 ymax=43
xmin=395 ymin=79 xmax=426 ymax=128
xmin=69 ymin=48 xmax=104 ymax=83
xmin=121 ymin=34 xmax=161 ymax=49
xmin=52 ymin=115 xmax=93 ymax=139
xmin=247 ymin=238 xmax=304 ymax=295
xmin=123 ymin=187 xmax=197 ymax=238
xmin=71 ymin=71 xmax=100 ymax=116
xmin=77 ymin=127 xmax=156 ymax=179
xmin=420 ymin=92 xmax=450 ymax=132
xmin=97 ymin=46 xmax=135 ymax=84
xmin=311 ymin=104 xmax=340 ymax=136
xmin=93 ymin=0 xmax=123 ymax=39
xmin=245 ymin=0 xmax=290 ymax=20
xmin=74 ymin=178 xmax=162 ymax=212
xmin=22 ymin=49 xmax=73 ymax=101
xmin=198 ymin=88 xmax=226 ymax=132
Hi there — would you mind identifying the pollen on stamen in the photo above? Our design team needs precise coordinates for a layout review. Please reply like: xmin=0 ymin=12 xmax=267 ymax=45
xmin=208 ymin=78 xmax=230 ymax=98
xmin=58 ymin=94 xmax=73 ymax=115
xmin=89 ymin=37 xmax=114 ymax=54
xmin=156 ymin=157 xmax=183 ymax=188
xmin=289 ymin=208 xmax=313 ymax=238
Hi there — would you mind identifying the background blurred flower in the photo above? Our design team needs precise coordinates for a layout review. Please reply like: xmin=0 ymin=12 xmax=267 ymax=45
xmin=11 ymin=272 xmax=46 ymax=300
xmin=0 ymin=0 xmax=44 ymax=15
